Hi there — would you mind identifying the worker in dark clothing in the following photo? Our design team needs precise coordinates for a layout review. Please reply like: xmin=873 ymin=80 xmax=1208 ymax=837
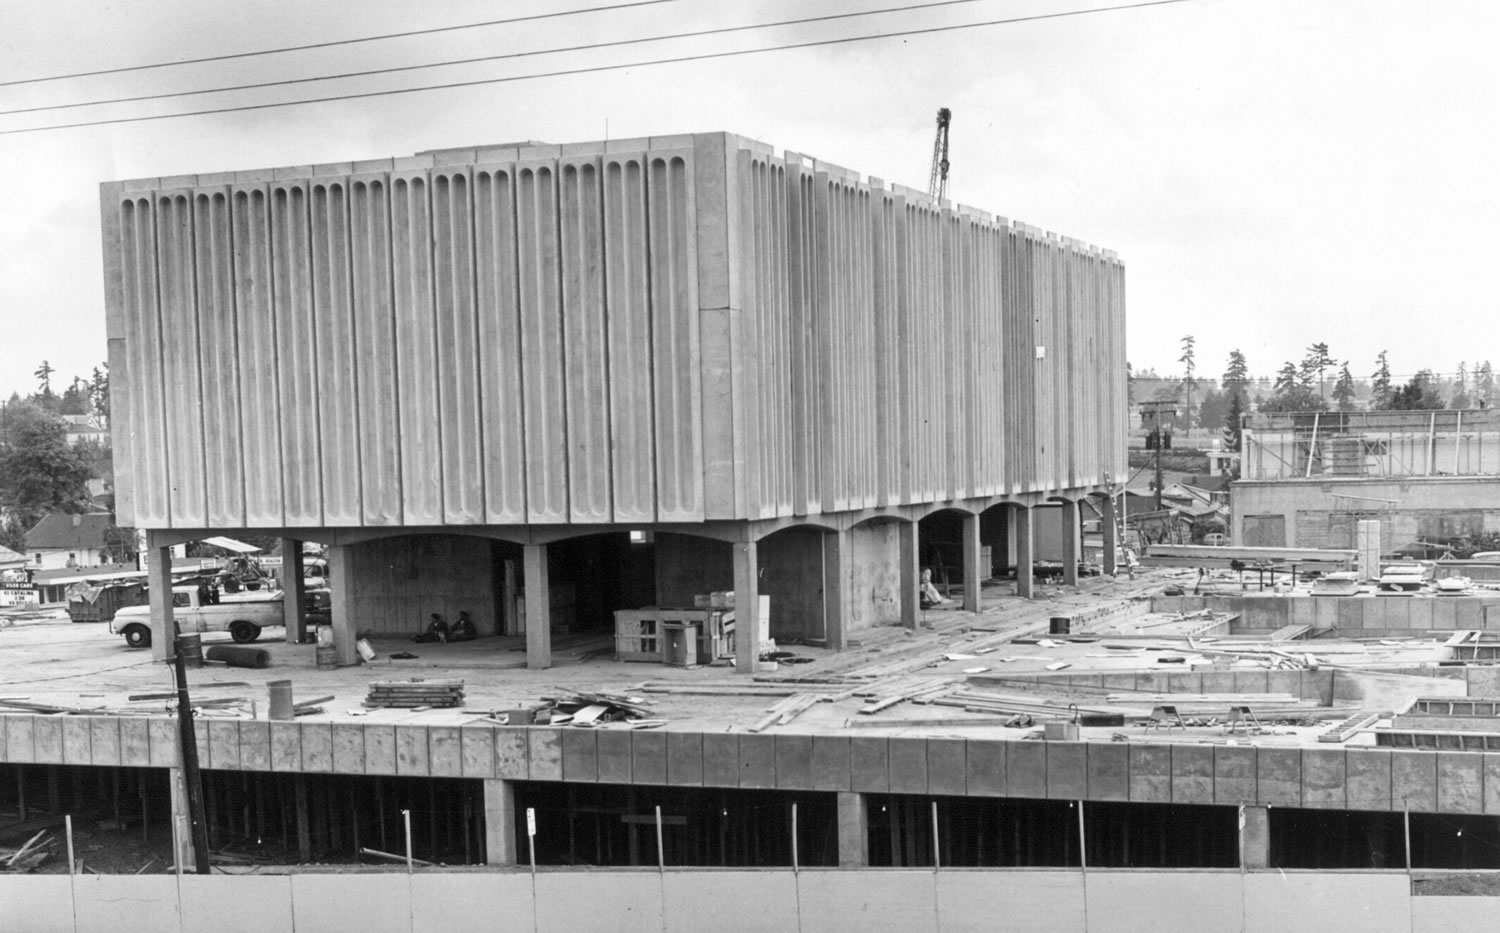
xmin=412 ymin=613 xmax=448 ymax=643
xmin=449 ymin=611 xmax=476 ymax=642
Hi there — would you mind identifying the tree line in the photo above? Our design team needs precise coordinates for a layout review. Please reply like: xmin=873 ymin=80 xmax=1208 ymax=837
xmin=0 ymin=361 xmax=133 ymax=561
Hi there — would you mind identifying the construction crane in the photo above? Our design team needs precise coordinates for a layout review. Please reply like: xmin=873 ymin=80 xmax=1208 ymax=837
xmin=928 ymin=107 xmax=951 ymax=200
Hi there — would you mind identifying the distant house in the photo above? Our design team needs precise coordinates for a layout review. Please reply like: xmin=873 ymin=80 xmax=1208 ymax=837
xmin=22 ymin=512 xmax=116 ymax=571
xmin=61 ymin=414 xmax=109 ymax=447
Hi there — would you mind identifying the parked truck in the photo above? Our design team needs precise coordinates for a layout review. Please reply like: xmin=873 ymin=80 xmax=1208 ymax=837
xmin=109 ymin=583 xmax=289 ymax=649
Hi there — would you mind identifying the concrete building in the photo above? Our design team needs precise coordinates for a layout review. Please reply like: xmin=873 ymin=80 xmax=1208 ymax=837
xmin=14 ymin=133 xmax=1497 ymax=930
xmin=1233 ymin=409 xmax=1500 ymax=552
xmin=100 ymin=132 xmax=1128 ymax=671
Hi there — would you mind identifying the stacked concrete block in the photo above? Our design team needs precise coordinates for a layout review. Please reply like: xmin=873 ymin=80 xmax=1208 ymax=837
xmin=103 ymin=132 xmax=1126 ymax=531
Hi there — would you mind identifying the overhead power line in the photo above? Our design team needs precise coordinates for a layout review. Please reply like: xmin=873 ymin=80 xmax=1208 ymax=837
xmin=0 ymin=0 xmax=1193 ymax=137
xmin=0 ymin=0 xmax=684 ymax=88
xmin=0 ymin=0 xmax=1004 ymax=118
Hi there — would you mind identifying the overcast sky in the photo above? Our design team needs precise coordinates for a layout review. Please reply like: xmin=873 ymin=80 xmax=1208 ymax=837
xmin=1 ymin=0 xmax=1495 ymax=401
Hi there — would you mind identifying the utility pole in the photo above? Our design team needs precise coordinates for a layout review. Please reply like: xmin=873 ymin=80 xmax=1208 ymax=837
xmin=1140 ymin=401 xmax=1178 ymax=514
xmin=170 ymin=636 xmax=211 ymax=874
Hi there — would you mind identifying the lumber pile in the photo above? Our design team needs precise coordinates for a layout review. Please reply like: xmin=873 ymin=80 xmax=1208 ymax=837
xmin=363 ymin=679 xmax=465 ymax=709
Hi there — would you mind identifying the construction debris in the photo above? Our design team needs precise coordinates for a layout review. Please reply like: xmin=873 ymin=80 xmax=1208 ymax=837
xmin=364 ymin=679 xmax=466 ymax=709
xmin=2 ymin=830 xmax=56 ymax=872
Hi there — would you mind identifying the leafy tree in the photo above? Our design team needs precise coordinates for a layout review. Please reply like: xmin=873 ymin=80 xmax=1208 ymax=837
xmin=1389 ymin=370 xmax=1444 ymax=410
xmin=1371 ymin=350 xmax=1393 ymax=409
xmin=1451 ymin=362 xmax=1472 ymax=409
xmin=1197 ymin=388 xmax=1228 ymax=439
xmin=0 ymin=398 xmax=93 ymax=533
xmin=1478 ymin=361 xmax=1495 ymax=409
xmin=58 ymin=378 xmax=89 ymax=416
xmin=1332 ymin=362 xmax=1357 ymax=411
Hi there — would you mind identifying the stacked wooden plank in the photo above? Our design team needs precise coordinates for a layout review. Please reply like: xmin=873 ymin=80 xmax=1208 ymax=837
xmin=2 ymin=830 xmax=55 ymax=872
xmin=364 ymin=680 xmax=465 ymax=709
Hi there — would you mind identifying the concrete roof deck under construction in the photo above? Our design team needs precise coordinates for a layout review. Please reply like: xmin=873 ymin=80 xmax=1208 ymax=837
xmin=7 ymin=569 xmax=1500 ymax=807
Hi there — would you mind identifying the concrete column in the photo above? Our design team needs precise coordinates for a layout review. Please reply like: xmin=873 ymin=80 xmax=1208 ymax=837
xmin=1101 ymin=495 xmax=1118 ymax=575
xmin=822 ymin=529 xmax=852 ymax=651
xmin=1060 ymin=499 xmax=1080 ymax=586
xmin=899 ymin=521 xmax=920 ymax=631
xmin=837 ymin=791 xmax=869 ymax=867
xmin=733 ymin=540 xmax=759 ymax=674
xmin=961 ymin=513 xmax=983 ymax=613
xmin=1240 ymin=805 xmax=1269 ymax=869
xmin=327 ymin=544 xmax=359 ymax=666
xmin=1014 ymin=507 xmax=1035 ymax=600
xmin=145 ymin=532 xmax=176 ymax=662
xmin=281 ymin=537 xmax=307 ymax=644
xmin=523 ymin=544 xmax=551 ymax=670
xmin=484 ymin=779 xmax=518 ymax=866
xmin=501 ymin=558 xmax=519 ymax=636
xmin=168 ymin=766 xmax=196 ymax=870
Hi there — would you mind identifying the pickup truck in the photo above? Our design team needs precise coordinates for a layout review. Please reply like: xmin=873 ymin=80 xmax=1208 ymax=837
xmin=110 ymin=584 xmax=289 ymax=649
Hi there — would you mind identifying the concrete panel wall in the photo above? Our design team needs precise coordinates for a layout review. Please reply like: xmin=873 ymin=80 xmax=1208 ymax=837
xmin=1241 ymin=872 xmax=1411 ymax=933
xmin=850 ymin=521 xmax=903 ymax=629
xmin=348 ymin=534 xmax=497 ymax=636
xmin=2 ymin=719 xmax=1488 ymax=820
xmin=105 ymin=134 xmax=1125 ymax=532
xmin=13 ymin=868 xmax=1482 ymax=933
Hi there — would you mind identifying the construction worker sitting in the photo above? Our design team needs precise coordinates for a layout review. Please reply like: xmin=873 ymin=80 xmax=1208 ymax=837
xmin=449 ymin=611 xmax=476 ymax=642
xmin=412 ymin=613 xmax=448 ymax=643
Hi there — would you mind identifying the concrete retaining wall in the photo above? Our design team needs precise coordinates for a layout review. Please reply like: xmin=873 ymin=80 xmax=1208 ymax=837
xmin=1152 ymin=594 xmax=1500 ymax=636
xmin=0 ymin=868 xmax=1484 ymax=933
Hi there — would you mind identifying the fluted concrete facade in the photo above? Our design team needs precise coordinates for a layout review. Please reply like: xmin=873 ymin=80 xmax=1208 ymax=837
xmin=101 ymin=132 xmax=1126 ymax=534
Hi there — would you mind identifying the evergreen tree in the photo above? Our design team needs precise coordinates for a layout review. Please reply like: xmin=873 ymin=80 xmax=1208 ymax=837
xmin=1332 ymin=362 xmax=1357 ymax=411
xmin=1301 ymin=342 xmax=1334 ymax=402
xmin=33 ymin=360 xmax=54 ymax=399
xmin=1478 ymin=361 xmax=1495 ymax=408
xmin=1178 ymin=335 xmax=1197 ymax=430
xmin=88 ymin=365 xmax=110 ymax=426
xmin=1371 ymin=350 xmax=1393 ymax=409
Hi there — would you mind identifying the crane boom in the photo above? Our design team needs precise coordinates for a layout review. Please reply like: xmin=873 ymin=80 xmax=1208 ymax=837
xmin=928 ymin=107 xmax=951 ymax=200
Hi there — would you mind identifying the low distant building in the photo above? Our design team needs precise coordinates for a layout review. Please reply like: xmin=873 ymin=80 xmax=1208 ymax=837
xmin=1233 ymin=409 xmax=1500 ymax=552
xmin=22 ymin=512 xmax=116 ymax=571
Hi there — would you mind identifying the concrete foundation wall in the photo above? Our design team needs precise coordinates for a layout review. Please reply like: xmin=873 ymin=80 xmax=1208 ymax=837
xmin=653 ymin=532 xmax=732 ymax=607
xmin=1232 ymin=478 xmax=1500 ymax=550
xmin=10 ymin=715 xmax=1500 ymax=816
xmin=850 ymin=522 xmax=903 ymax=629
xmin=758 ymin=527 xmax=825 ymax=641
xmin=0 ymin=868 xmax=1481 ymax=933
xmin=1153 ymin=594 xmax=1500 ymax=637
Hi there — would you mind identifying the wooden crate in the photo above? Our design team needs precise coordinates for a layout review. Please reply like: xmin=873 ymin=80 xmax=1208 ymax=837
xmin=614 ymin=611 xmax=663 ymax=661
xmin=615 ymin=608 xmax=738 ymax=662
